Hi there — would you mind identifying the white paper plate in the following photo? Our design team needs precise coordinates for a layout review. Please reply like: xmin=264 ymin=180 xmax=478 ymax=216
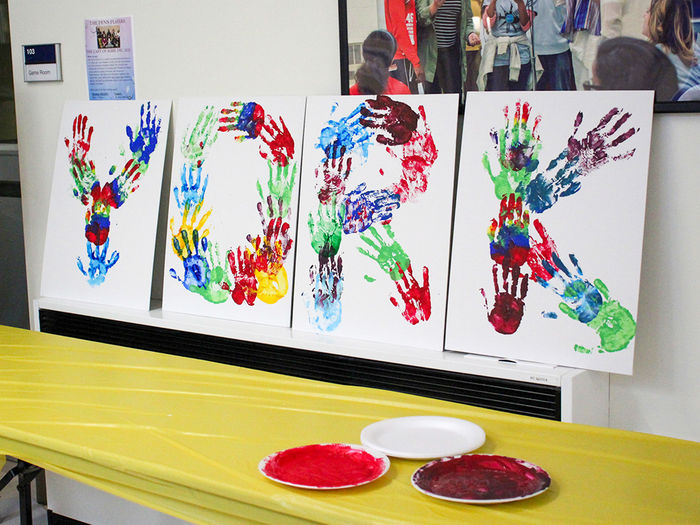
xmin=258 ymin=443 xmax=390 ymax=490
xmin=360 ymin=416 xmax=486 ymax=459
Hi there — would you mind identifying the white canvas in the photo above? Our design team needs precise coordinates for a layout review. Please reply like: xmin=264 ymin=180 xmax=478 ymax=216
xmin=162 ymin=97 xmax=306 ymax=326
xmin=41 ymin=100 xmax=171 ymax=310
xmin=446 ymin=91 xmax=654 ymax=375
xmin=292 ymin=94 xmax=459 ymax=351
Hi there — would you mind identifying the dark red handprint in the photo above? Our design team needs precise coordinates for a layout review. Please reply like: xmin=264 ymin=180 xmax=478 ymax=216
xmin=482 ymin=264 xmax=529 ymax=335
xmin=316 ymin=144 xmax=353 ymax=204
xmin=360 ymin=95 xmax=419 ymax=146
xmin=566 ymin=108 xmax=638 ymax=175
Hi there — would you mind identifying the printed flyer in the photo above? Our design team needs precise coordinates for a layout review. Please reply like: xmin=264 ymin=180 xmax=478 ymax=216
xmin=84 ymin=16 xmax=135 ymax=100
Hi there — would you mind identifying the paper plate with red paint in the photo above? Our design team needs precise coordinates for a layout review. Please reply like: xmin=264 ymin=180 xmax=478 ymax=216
xmin=411 ymin=454 xmax=551 ymax=504
xmin=361 ymin=416 xmax=486 ymax=459
xmin=259 ymin=443 xmax=390 ymax=490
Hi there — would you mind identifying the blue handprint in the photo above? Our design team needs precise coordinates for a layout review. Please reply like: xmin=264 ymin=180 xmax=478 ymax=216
xmin=525 ymin=150 xmax=582 ymax=213
xmin=341 ymin=182 xmax=401 ymax=234
xmin=77 ymin=239 xmax=120 ymax=286
xmin=317 ymin=102 xmax=375 ymax=164
xmin=126 ymin=102 xmax=162 ymax=165
xmin=173 ymin=164 xmax=209 ymax=211
xmin=308 ymin=255 xmax=344 ymax=331
xmin=536 ymin=252 xmax=603 ymax=324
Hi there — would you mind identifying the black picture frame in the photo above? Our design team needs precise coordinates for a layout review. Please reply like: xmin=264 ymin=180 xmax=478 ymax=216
xmin=338 ymin=0 xmax=700 ymax=114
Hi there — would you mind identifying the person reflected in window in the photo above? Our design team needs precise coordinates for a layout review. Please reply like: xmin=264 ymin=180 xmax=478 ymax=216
xmin=385 ymin=0 xmax=426 ymax=92
xmin=534 ymin=0 xmax=577 ymax=90
xmin=416 ymin=0 xmax=480 ymax=96
xmin=643 ymin=0 xmax=700 ymax=99
xmin=350 ymin=30 xmax=412 ymax=95
xmin=479 ymin=0 xmax=541 ymax=90
xmin=589 ymin=36 xmax=679 ymax=100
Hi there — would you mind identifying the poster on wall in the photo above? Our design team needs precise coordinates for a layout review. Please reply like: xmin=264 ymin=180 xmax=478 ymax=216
xmin=41 ymin=99 xmax=171 ymax=310
xmin=84 ymin=16 xmax=135 ymax=100
xmin=161 ymin=97 xmax=306 ymax=327
xmin=291 ymin=94 xmax=458 ymax=351
xmin=446 ymin=91 xmax=654 ymax=375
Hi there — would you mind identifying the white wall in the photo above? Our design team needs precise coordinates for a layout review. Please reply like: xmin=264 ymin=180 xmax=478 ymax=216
xmin=8 ymin=1 xmax=699 ymax=442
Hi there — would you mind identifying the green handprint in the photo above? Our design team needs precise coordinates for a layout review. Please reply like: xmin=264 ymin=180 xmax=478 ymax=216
xmin=257 ymin=159 xmax=297 ymax=218
xmin=308 ymin=200 xmax=343 ymax=258
xmin=482 ymin=101 xmax=542 ymax=199
xmin=181 ymin=106 xmax=220 ymax=168
xmin=358 ymin=223 xmax=411 ymax=281
xmin=567 ymin=279 xmax=637 ymax=354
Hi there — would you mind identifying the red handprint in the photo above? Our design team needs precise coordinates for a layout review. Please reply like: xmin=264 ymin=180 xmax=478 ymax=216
xmin=388 ymin=105 xmax=438 ymax=203
xmin=65 ymin=114 xmax=97 ymax=203
xmin=526 ymin=219 xmax=561 ymax=283
xmin=259 ymin=114 xmax=294 ymax=167
xmin=224 ymin=246 xmax=258 ymax=306
xmin=390 ymin=262 xmax=432 ymax=325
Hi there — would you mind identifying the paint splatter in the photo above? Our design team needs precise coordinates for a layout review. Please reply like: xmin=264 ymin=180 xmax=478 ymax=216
xmin=390 ymin=263 xmax=431 ymax=325
xmin=357 ymin=223 xmax=411 ymax=281
xmin=341 ymin=182 xmax=400 ymax=234
xmin=481 ymin=264 xmax=529 ymax=335
xmin=482 ymin=101 xmax=542 ymax=199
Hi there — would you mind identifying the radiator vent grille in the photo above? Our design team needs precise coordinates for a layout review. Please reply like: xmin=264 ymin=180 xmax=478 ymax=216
xmin=39 ymin=309 xmax=561 ymax=420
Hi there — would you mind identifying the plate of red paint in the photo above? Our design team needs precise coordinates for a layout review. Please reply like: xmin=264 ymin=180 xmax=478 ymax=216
xmin=258 ymin=443 xmax=390 ymax=490
xmin=411 ymin=454 xmax=551 ymax=504
xmin=361 ymin=416 xmax=486 ymax=459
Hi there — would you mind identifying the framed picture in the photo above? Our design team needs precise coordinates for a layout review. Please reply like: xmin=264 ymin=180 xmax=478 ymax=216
xmin=338 ymin=0 xmax=700 ymax=113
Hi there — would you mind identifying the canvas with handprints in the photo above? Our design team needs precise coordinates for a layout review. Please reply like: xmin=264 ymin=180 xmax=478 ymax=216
xmin=41 ymin=100 xmax=171 ymax=310
xmin=292 ymin=94 xmax=458 ymax=351
xmin=161 ymin=97 xmax=306 ymax=326
xmin=446 ymin=91 xmax=654 ymax=374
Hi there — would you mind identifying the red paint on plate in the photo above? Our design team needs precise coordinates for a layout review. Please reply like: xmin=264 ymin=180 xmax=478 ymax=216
xmin=412 ymin=454 xmax=550 ymax=502
xmin=260 ymin=443 xmax=388 ymax=489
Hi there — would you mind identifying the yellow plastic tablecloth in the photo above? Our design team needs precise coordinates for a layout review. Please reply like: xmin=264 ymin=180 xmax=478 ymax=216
xmin=0 ymin=325 xmax=698 ymax=524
